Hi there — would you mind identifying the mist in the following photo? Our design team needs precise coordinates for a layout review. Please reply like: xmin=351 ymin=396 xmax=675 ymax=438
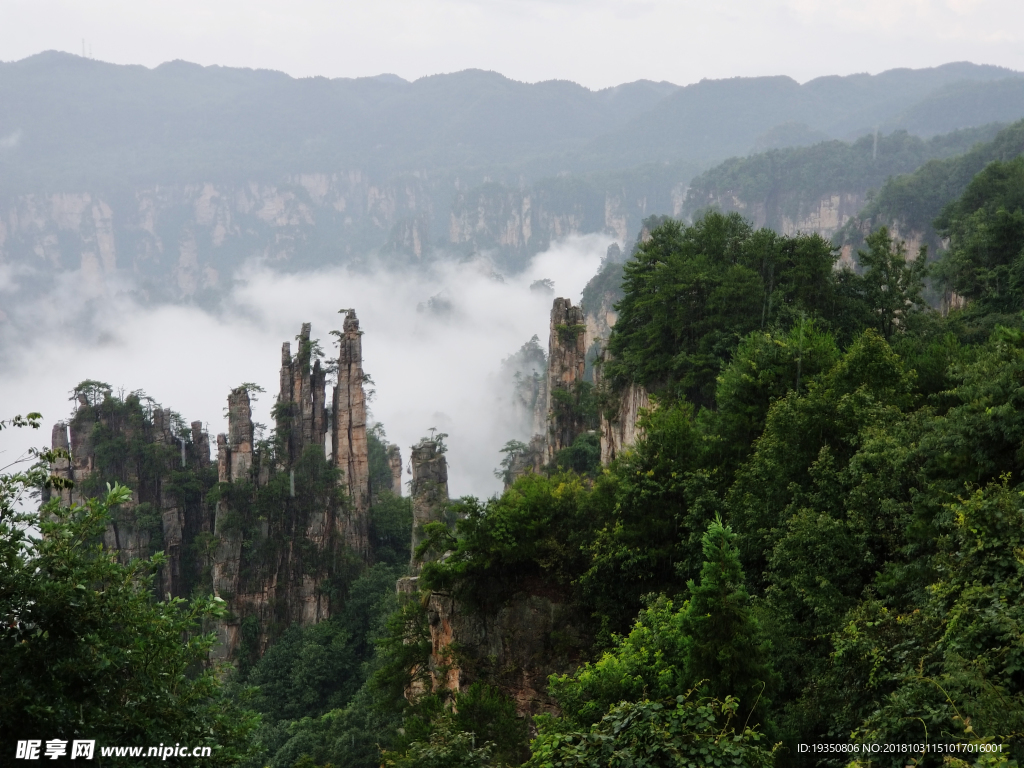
xmin=0 ymin=236 xmax=608 ymax=499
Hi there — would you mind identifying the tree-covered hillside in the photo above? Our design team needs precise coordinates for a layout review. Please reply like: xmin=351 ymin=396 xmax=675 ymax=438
xmin=682 ymin=124 xmax=1006 ymax=232
xmin=585 ymin=63 xmax=1024 ymax=170
xmin=200 ymin=157 xmax=1024 ymax=766
xmin=842 ymin=119 xmax=1024 ymax=255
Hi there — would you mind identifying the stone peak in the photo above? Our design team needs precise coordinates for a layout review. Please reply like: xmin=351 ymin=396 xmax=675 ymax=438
xmin=343 ymin=309 xmax=359 ymax=334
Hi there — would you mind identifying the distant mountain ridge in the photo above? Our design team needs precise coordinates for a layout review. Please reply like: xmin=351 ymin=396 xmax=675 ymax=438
xmin=1 ymin=54 xmax=1024 ymax=320
xmin=1 ymin=53 xmax=1021 ymax=192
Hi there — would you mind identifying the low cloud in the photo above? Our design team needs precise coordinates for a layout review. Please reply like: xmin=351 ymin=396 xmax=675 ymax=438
xmin=0 ymin=130 xmax=22 ymax=150
xmin=0 ymin=237 xmax=608 ymax=499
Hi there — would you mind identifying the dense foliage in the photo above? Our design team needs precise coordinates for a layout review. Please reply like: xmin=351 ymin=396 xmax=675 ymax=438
xmin=682 ymin=124 xmax=1006 ymax=227
xmin=602 ymin=211 xmax=920 ymax=405
xmin=397 ymin=188 xmax=1024 ymax=766
xmin=934 ymin=156 xmax=1024 ymax=319
xmin=0 ymin=421 xmax=258 ymax=762
xmin=843 ymin=118 xmax=1024 ymax=255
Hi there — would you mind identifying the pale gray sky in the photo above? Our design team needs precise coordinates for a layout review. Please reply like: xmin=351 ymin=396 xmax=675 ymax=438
xmin=2 ymin=0 xmax=1023 ymax=88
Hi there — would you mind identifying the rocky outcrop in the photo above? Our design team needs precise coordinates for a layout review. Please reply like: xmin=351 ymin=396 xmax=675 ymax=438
xmin=223 ymin=387 xmax=256 ymax=481
xmin=49 ymin=422 xmax=73 ymax=506
xmin=210 ymin=389 xmax=253 ymax=660
xmin=207 ymin=320 xmax=376 ymax=659
xmin=583 ymin=296 xmax=619 ymax=352
xmin=419 ymin=590 xmax=584 ymax=719
xmin=51 ymin=316 xmax=378 ymax=666
xmin=409 ymin=439 xmax=449 ymax=575
xmin=50 ymin=391 xmax=213 ymax=603
xmin=387 ymin=444 xmax=404 ymax=496
xmin=503 ymin=435 xmax=546 ymax=489
xmin=545 ymin=298 xmax=588 ymax=461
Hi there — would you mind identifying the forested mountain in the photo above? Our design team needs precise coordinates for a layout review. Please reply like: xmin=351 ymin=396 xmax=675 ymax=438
xmin=9 ymin=53 xmax=1024 ymax=768
xmin=12 ymin=141 xmax=1024 ymax=767
xmin=681 ymin=123 xmax=1006 ymax=242
xmin=842 ymin=119 xmax=1024 ymax=256
xmin=586 ymin=63 xmax=1024 ymax=169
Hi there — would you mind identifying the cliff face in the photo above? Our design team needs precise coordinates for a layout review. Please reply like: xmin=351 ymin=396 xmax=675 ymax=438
xmin=386 ymin=444 xmax=404 ymax=496
xmin=598 ymin=379 xmax=650 ymax=465
xmin=421 ymin=590 xmax=584 ymax=719
xmin=1 ymin=170 xmax=687 ymax=313
xmin=685 ymin=189 xmax=866 ymax=243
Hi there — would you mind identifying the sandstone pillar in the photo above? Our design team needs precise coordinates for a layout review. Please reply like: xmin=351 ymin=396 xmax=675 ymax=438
xmin=333 ymin=310 xmax=371 ymax=556
xmin=409 ymin=439 xmax=449 ymax=574
xmin=545 ymin=297 xmax=587 ymax=461
xmin=277 ymin=323 xmax=329 ymax=465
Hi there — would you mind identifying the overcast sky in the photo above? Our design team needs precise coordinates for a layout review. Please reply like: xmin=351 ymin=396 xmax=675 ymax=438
xmin=2 ymin=0 xmax=1023 ymax=89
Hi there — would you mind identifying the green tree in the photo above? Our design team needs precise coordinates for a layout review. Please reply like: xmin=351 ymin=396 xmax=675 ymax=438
xmin=0 ymin=433 xmax=258 ymax=761
xmin=822 ymin=479 xmax=1024 ymax=766
xmin=853 ymin=227 xmax=929 ymax=341
xmin=680 ymin=516 xmax=776 ymax=724
xmin=550 ymin=432 xmax=601 ymax=476
xmin=548 ymin=596 xmax=692 ymax=727
xmin=382 ymin=715 xmax=496 ymax=768
xmin=714 ymin=322 xmax=840 ymax=459
xmin=494 ymin=439 xmax=530 ymax=487
xmin=578 ymin=400 xmax=716 ymax=636
xmin=529 ymin=693 xmax=777 ymax=768
xmin=606 ymin=212 xmax=839 ymax=405
xmin=935 ymin=156 xmax=1024 ymax=317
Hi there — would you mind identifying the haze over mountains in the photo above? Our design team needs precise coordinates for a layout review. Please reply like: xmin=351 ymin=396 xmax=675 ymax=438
xmin=1 ymin=54 xmax=1023 ymax=300
xmin=2 ymin=54 xmax=1023 ymax=188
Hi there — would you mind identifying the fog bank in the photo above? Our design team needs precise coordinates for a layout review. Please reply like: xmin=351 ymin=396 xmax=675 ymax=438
xmin=0 ymin=237 xmax=608 ymax=499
